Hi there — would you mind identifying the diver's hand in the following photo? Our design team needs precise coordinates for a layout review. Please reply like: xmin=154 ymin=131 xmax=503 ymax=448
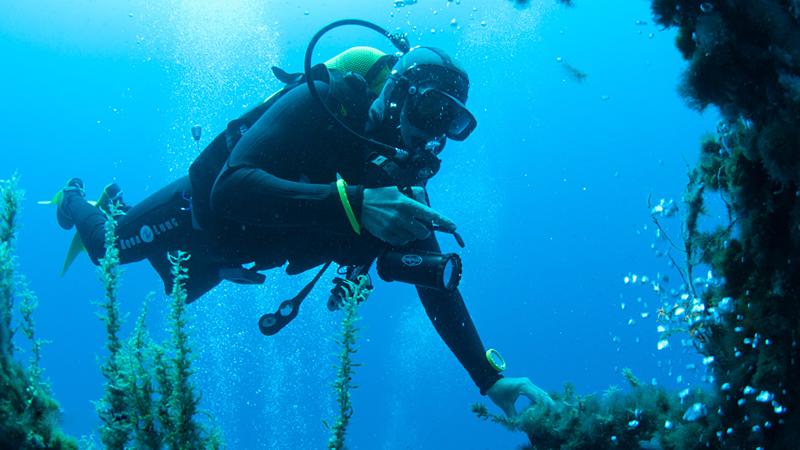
xmin=487 ymin=377 xmax=555 ymax=417
xmin=361 ymin=186 xmax=456 ymax=247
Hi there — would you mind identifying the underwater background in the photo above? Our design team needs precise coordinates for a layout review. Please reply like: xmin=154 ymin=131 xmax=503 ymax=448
xmin=1 ymin=0 xmax=722 ymax=448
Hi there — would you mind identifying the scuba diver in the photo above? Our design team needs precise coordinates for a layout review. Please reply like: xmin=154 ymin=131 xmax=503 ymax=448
xmin=52 ymin=20 xmax=553 ymax=418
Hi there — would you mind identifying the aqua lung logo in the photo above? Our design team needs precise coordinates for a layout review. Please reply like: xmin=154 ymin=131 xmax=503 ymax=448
xmin=401 ymin=254 xmax=423 ymax=267
xmin=140 ymin=225 xmax=154 ymax=243
xmin=119 ymin=218 xmax=179 ymax=250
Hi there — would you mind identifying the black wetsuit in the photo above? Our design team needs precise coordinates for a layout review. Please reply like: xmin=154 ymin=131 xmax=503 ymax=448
xmin=68 ymin=76 xmax=502 ymax=394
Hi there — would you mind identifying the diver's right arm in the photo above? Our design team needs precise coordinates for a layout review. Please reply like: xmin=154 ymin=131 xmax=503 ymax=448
xmin=213 ymin=164 xmax=445 ymax=244
xmin=210 ymin=81 xmax=364 ymax=233
xmin=210 ymin=82 xmax=454 ymax=243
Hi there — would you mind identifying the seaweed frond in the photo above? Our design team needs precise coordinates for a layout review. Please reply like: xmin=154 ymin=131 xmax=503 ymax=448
xmin=327 ymin=274 xmax=372 ymax=450
xmin=96 ymin=204 xmax=132 ymax=450
xmin=0 ymin=174 xmax=77 ymax=449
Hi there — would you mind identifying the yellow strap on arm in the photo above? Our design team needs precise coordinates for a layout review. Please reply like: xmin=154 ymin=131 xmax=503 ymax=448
xmin=336 ymin=178 xmax=361 ymax=235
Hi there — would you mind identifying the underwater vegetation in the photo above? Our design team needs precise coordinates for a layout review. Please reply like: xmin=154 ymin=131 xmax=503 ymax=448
xmin=93 ymin=209 xmax=221 ymax=450
xmin=0 ymin=175 xmax=78 ymax=449
xmin=326 ymin=274 xmax=372 ymax=450
xmin=0 ymin=172 xmax=380 ymax=450
xmin=96 ymin=203 xmax=131 ymax=449
xmin=477 ymin=1 xmax=800 ymax=449
xmin=474 ymin=369 xmax=715 ymax=450
xmin=165 ymin=251 xmax=215 ymax=449
xmin=649 ymin=0 xmax=800 ymax=448
xmin=1 ymin=174 xmax=221 ymax=449
xmin=653 ymin=0 xmax=800 ymax=448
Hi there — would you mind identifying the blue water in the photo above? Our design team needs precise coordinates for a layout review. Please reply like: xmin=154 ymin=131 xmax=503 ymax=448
xmin=2 ymin=0 xmax=720 ymax=448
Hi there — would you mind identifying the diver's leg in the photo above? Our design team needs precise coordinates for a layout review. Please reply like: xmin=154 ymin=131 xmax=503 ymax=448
xmin=58 ymin=177 xmax=193 ymax=265
xmin=112 ymin=177 xmax=193 ymax=263
xmin=56 ymin=178 xmax=90 ymax=230
xmin=107 ymin=177 xmax=226 ymax=302
xmin=57 ymin=179 xmax=120 ymax=264
xmin=59 ymin=176 xmax=225 ymax=302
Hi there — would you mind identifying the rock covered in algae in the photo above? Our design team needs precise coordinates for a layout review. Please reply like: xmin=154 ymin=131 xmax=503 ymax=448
xmin=649 ymin=0 xmax=800 ymax=448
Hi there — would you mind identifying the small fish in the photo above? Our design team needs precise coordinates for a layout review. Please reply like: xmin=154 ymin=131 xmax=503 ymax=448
xmin=557 ymin=59 xmax=588 ymax=83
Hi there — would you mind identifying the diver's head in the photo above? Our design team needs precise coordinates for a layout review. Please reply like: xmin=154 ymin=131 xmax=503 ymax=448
xmin=368 ymin=46 xmax=477 ymax=153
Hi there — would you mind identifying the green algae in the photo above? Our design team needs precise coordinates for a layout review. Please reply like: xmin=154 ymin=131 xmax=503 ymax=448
xmin=474 ymin=370 xmax=716 ymax=450
xmin=0 ymin=179 xmax=221 ymax=449
xmin=95 ymin=209 xmax=222 ymax=450
xmin=0 ymin=175 xmax=78 ymax=450
xmin=163 ymin=251 xmax=219 ymax=450
xmin=327 ymin=274 xmax=372 ymax=450
xmin=96 ymin=203 xmax=131 ymax=450
xmin=649 ymin=0 xmax=800 ymax=447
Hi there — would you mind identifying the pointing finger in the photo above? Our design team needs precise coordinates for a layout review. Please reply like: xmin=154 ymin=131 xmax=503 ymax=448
xmin=407 ymin=202 xmax=457 ymax=232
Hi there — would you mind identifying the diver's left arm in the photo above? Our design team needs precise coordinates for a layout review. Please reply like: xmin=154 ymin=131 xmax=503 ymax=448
xmin=412 ymin=234 xmax=502 ymax=395
xmin=413 ymin=235 xmax=554 ymax=415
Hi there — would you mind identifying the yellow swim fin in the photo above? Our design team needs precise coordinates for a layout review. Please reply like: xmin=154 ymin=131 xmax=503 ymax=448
xmin=36 ymin=190 xmax=63 ymax=207
xmin=37 ymin=191 xmax=97 ymax=207
xmin=61 ymin=233 xmax=85 ymax=276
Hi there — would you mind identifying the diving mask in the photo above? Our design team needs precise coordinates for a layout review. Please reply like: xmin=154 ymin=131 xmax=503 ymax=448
xmin=405 ymin=86 xmax=477 ymax=141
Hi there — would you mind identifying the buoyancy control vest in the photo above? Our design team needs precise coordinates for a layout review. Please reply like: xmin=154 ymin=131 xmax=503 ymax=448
xmin=188 ymin=46 xmax=397 ymax=231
